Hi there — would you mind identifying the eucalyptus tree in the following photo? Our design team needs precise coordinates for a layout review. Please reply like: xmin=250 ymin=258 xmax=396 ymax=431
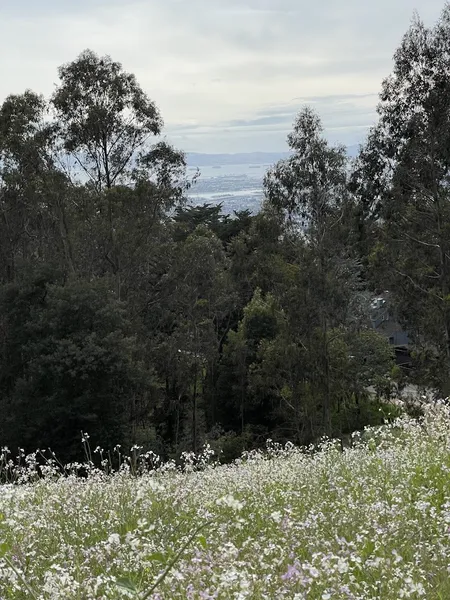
xmin=52 ymin=49 xmax=163 ymax=191
xmin=0 ymin=91 xmax=77 ymax=279
xmin=264 ymin=107 xmax=366 ymax=434
xmin=52 ymin=50 xmax=189 ymax=297
xmin=353 ymin=6 xmax=450 ymax=392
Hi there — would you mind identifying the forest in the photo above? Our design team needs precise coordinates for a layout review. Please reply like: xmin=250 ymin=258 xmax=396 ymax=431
xmin=1 ymin=8 xmax=450 ymax=463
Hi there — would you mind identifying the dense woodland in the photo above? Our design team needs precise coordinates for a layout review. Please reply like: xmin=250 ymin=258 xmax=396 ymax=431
xmin=1 ymin=8 xmax=450 ymax=462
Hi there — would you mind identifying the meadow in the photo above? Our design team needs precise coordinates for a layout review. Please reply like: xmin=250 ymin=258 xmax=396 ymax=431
xmin=1 ymin=403 xmax=450 ymax=599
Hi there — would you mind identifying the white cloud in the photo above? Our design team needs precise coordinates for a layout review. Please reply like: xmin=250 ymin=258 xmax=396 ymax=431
xmin=0 ymin=0 xmax=446 ymax=152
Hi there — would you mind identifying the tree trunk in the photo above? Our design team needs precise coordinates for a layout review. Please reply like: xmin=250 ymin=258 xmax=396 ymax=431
xmin=56 ymin=196 xmax=76 ymax=275
xmin=192 ymin=362 xmax=198 ymax=454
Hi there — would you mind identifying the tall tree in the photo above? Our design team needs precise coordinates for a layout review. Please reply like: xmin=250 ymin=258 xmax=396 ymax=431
xmin=152 ymin=225 xmax=234 ymax=452
xmin=218 ymin=288 xmax=281 ymax=435
xmin=52 ymin=50 xmax=183 ymax=297
xmin=0 ymin=274 xmax=154 ymax=460
xmin=353 ymin=6 xmax=450 ymax=392
xmin=0 ymin=91 xmax=76 ymax=280
xmin=264 ymin=107 xmax=358 ymax=433
xmin=52 ymin=49 xmax=162 ymax=191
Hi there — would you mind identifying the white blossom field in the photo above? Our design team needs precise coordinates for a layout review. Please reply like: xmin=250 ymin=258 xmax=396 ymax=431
xmin=1 ymin=405 xmax=450 ymax=599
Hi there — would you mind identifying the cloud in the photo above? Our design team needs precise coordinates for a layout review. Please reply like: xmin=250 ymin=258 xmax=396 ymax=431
xmin=0 ymin=0 xmax=446 ymax=152
xmin=166 ymin=93 xmax=378 ymax=151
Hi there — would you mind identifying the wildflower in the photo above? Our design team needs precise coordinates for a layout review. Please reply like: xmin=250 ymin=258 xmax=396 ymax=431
xmin=282 ymin=561 xmax=301 ymax=581
xmin=270 ymin=511 xmax=282 ymax=523
xmin=216 ymin=494 xmax=245 ymax=511
xmin=107 ymin=533 xmax=120 ymax=545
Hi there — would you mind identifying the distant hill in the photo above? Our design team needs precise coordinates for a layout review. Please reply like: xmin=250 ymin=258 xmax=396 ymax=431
xmin=186 ymin=152 xmax=292 ymax=167
xmin=187 ymin=146 xmax=361 ymax=167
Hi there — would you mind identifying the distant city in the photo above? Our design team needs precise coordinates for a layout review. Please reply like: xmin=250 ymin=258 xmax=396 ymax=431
xmin=186 ymin=146 xmax=359 ymax=215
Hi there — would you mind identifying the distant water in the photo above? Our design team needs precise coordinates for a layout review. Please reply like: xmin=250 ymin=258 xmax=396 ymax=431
xmin=186 ymin=148 xmax=359 ymax=215
xmin=187 ymin=163 xmax=268 ymax=215
xmin=188 ymin=163 xmax=270 ymax=180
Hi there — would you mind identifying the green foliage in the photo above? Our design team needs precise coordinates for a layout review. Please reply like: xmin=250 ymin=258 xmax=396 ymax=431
xmin=0 ymin=274 xmax=153 ymax=460
xmin=173 ymin=203 xmax=253 ymax=246
xmin=352 ymin=6 xmax=450 ymax=393
xmin=1 ymin=35 xmax=447 ymax=460
xmin=52 ymin=49 xmax=162 ymax=190
xmin=264 ymin=106 xmax=348 ymax=228
xmin=212 ymin=430 xmax=254 ymax=462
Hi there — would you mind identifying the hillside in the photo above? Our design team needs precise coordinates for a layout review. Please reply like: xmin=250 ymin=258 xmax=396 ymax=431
xmin=186 ymin=151 xmax=292 ymax=167
xmin=1 ymin=403 xmax=450 ymax=599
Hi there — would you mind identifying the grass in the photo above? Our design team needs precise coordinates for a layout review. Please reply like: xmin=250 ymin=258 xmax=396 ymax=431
xmin=1 ymin=404 xmax=450 ymax=598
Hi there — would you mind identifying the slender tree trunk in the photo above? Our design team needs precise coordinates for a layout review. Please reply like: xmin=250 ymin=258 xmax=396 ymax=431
xmin=431 ymin=146 xmax=450 ymax=392
xmin=437 ymin=215 xmax=450 ymax=392
xmin=131 ymin=393 xmax=136 ymax=443
xmin=1 ymin=210 xmax=15 ymax=282
xmin=209 ymin=359 xmax=216 ymax=426
xmin=56 ymin=197 xmax=76 ymax=275
xmin=240 ymin=382 xmax=245 ymax=435
xmin=102 ymin=139 xmax=121 ymax=297
xmin=192 ymin=362 xmax=198 ymax=453
xmin=240 ymin=348 xmax=246 ymax=434
xmin=175 ymin=395 xmax=181 ymax=449
xmin=105 ymin=189 xmax=121 ymax=298
xmin=321 ymin=326 xmax=332 ymax=437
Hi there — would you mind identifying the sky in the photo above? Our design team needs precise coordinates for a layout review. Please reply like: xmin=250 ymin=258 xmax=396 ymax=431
xmin=0 ymin=0 xmax=446 ymax=153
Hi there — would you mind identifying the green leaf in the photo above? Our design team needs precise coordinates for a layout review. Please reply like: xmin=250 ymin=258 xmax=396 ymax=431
xmin=116 ymin=577 xmax=138 ymax=594
xmin=198 ymin=535 xmax=207 ymax=549
xmin=147 ymin=551 xmax=165 ymax=562
xmin=362 ymin=539 xmax=375 ymax=560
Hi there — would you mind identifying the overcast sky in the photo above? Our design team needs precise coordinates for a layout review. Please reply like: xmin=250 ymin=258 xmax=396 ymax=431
xmin=0 ymin=0 xmax=446 ymax=153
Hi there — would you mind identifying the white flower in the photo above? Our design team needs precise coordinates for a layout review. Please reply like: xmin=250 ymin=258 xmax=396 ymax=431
xmin=336 ymin=557 xmax=349 ymax=574
xmin=270 ymin=511 xmax=282 ymax=523
xmin=216 ymin=494 xmax=245 ymax=511
xmin=309 ymin=566 xmax=320 ymax=578
xmin=107 ymin=533 xmax=120 ymax=545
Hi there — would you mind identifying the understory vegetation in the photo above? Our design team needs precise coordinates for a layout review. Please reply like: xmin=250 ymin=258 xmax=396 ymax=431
xmin=1 ymin=403 xmax=450 ymax=598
